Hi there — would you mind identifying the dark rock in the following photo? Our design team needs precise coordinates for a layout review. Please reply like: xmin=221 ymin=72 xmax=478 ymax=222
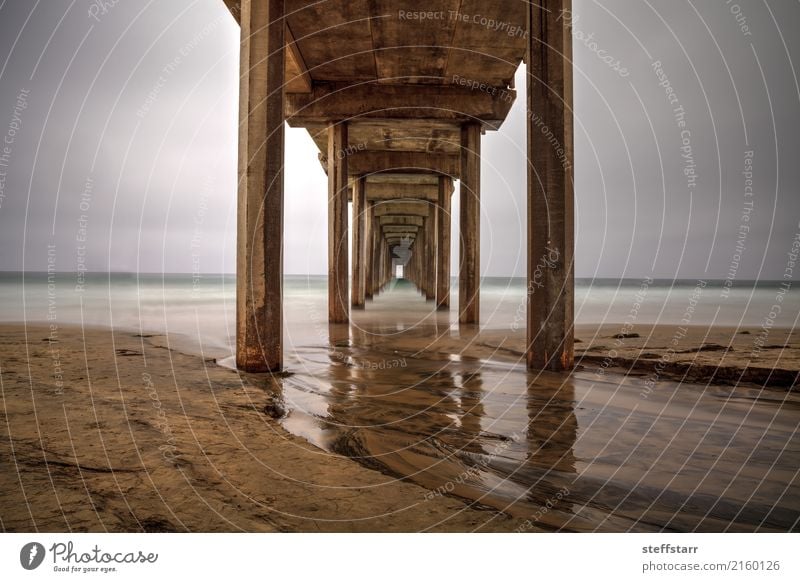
xmin=263 ymin=398 xmax=287 ymax=419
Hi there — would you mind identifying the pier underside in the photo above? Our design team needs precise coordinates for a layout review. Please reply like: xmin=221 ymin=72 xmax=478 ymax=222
xmin=228 ymin=0 xmax=574 ymax=373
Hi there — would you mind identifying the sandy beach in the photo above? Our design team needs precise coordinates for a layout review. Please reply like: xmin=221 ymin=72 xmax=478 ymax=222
xmin=574 ymin=323 xmax=800 ymax=389
xmin=0 ymin=324 xmax=514 ymax=532
xmin=2 ymin=310 xmax=798 ymax=532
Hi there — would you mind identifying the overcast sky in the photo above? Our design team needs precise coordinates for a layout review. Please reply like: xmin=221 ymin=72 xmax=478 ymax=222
xmin=0 ymin=0 xmax=798 ymax=279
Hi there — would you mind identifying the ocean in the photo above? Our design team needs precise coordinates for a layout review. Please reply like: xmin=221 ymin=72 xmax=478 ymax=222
xmin=1 ymin=273 xmax=796 ymax=353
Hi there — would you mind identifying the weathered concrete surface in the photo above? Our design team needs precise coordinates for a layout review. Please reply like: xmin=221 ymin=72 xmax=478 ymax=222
xmin=328 ymin=122 xmax=349 ymax=323
xmin=436 ymin=176 xmax=452 ymax=310
xmin=229 ymin=0 xmax=574 ymax=373
xmin=459 ymin=123 xmax=481 ymax=325
xmin=526 ymin=0 xmax=575 ymax=371
xmin=236 ymin=0 xmax=284 ymax=372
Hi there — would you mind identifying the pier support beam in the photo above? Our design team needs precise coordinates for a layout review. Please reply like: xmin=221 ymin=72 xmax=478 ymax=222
xmin=526 ymin=0 xmax=575 ymax=371
xmin=436 ymin=176 xmax=451 ymax=310
xmin=351 ymin=176 xmax=367 ymax=309
xmin=236 ymin=0 xmax=285 ymax=372
xmin=371 ymin=218 xmax=381 ymax=297
xmin=459 ymin=123 xmax=481 ymax=324
xmin=425 ymin=205 xmax=437 ymax=301
xmin=328 ymin=121 xmax=349 ymax=323
xmin=365 ymin=201 xmax=374 ymax=300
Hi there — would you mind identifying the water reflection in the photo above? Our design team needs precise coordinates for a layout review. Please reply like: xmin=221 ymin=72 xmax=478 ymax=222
xmin=277 ymin=285 xmax=800 ymax=532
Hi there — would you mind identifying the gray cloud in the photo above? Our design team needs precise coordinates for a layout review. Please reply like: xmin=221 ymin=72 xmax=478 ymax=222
xmin=0 ymin=0 xmax=797 ymax=279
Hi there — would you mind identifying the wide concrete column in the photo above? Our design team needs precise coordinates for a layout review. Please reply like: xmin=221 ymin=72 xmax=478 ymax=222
xmin=351 ymin=176 xmax=367 ymax=309
xmin=236 ymin=0 xmax=285 ymax=372
xmin=425 ymin=205 xmax=437 ymax=301
xmin=436 ymin=176 xmax=451 ymax=310
xmin=328 ymin=122 xmax=349 ymax=323
xmin=526 ymin=0 xmax=575 ymax=371
xmin=459 ymin=123 xmax=481 ymax=324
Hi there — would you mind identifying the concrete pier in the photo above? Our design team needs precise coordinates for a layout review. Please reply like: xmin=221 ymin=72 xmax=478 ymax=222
xmin=351 ymin=176 xmax=367 ymax=309
xmin=436 ymin=177 xmax=452 ymax=310
xmin=459 ymin=123 xmax=481 ymax=325
xmin=328 ymin=122 xmax=349 ymax=324
xmin=225 ymin=0 xmax=574 ymax=372
xmin=235 ymin=0 xmax=284 ymax=372
xmin=527 ymin=0 xmax=575 ymax=371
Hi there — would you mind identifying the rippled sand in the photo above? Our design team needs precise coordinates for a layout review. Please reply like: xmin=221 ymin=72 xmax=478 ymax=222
xmin=0 ymin=323 xmax=513 ymax=532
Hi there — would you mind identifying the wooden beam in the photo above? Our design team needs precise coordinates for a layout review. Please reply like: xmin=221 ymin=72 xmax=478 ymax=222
xmin=351 ymin=175 xmax=366 ymax=309
xmin=436 ymin=176 xmax=452 ymax=310
xmin=286 ymin=83 xmax=515 ymax=127
xmin=328 ymin=121 xmax=349 ymax=323
xmin=236 ymin=0 xmax=285 ymax=372
xmin=526 ymin=0 xmax=575 ymax=372
xmin=459 ymin=123 xmax=481 ymax=324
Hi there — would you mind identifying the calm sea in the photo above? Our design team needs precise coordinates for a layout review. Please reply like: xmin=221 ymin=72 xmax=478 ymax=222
xmin=0 ymin=273 xmax=796 ymax=356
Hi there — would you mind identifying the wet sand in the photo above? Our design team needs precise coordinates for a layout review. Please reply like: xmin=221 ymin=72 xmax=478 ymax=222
xmin=2 ymin=281 xmax=799 ymax=532
xmin=278 ymin=281 xmax=800 ymax=531
xmin=0 ymin=324 xmax=513 ymax=532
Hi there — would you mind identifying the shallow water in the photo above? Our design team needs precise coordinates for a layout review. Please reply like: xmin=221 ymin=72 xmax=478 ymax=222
xmin=276 ymin=280 xmax=800 ymax=532
xmin=2 ymin=273 xmax=799 ymax=531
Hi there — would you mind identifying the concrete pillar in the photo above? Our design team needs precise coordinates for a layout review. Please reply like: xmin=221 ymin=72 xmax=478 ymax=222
xmin=526 ymin=0 xmax=575 ymax=371
xmin=459 ymin=123 xmax=481 ymax=324
xmin=236 ymin=0 xmax=285 ymax=372
xmin=384 ymin=238 xmax=390 ymax=286
xmin=372 ymin=223 xmax=381 ymax=296
xmin=416 ymin=237 xmax=422 ymax=292
xmin=376 ymin=237 xmax=383 ymax=292
xmin=425 ymin=205 xmax=437 ymax=301
xmin=328 ymin=122 xmax=349 ymax=323
xmin=365 ymin=201 xmax=374 ymax=300
xmin=436 ymin=176 xmax=451 ymax=310
xmin=351 ymin=176 xmax=367 ymax=309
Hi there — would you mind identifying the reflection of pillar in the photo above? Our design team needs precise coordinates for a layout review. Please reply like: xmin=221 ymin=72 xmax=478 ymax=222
xmin=425 ymin=204 xmax=437 ymax=301
xmin=365 ymin=201 xmax=374 ymax=300
xmin=236 ymin=0 xmax=285 ymax=372
xmin=459 ymin=372 xmax=485 ymax=456
xmin=526 ymin=382 xmax=578 ymax=475
xmin=436 ymin=176 xmax=451 ymax=310
xmin=459 ymin=123 xmax=481 ymax=324
xmin=351 ymin=176 xmax=366 ymax=309
xmin=527 ymin=0 xmax=574 ymax=371
xmin=328 ymin=122 xmax=349 ymax=323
